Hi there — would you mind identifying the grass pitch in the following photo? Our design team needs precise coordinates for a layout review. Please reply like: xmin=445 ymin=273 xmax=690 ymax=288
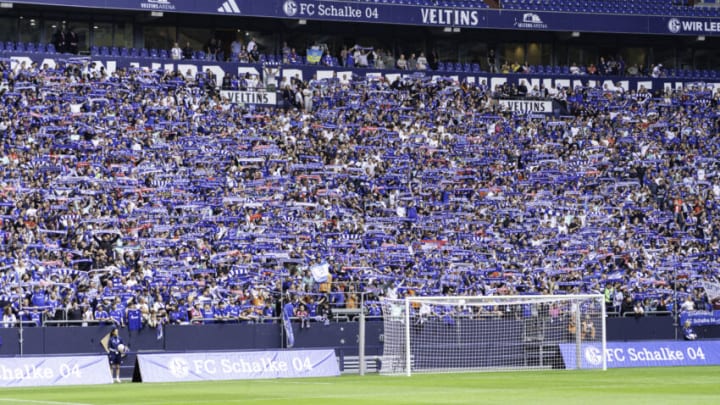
xmin=1 ymin=367 xmax=718 ymax=405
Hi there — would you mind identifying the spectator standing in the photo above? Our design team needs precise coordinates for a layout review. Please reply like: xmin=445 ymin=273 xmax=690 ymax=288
xmin=230 ymin=38 xmax=243 ymax=60
xmin=396 ymin=54 xmax=408 ymax=70
xmin=170 ymin=42 xmax=183 ymax=60
xmin=282 ymin=41 xmax=292 ymax=64
xmin=247 ymin=36 xmax=258 ymax=62
xmin=182 ymin=41 xmax=193 ymax=60
xmin=206 ymin=38 xmax=218 ymax=61
xmin=407 ymin=53 xmax=417 ymax=70
xmin=416 ymin=52 xmax=428 ymax=70
xmin=651 ymin=64 xmax=663 ymax=78
xmin=487 ymin=49 xmax=497 ymax=73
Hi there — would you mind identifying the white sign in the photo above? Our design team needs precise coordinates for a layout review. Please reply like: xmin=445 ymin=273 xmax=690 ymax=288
xmin=498 ymin=99 xmax=554 ymax=114
xmin=220 ymin=90 xmax=278 ymax=106
xmin=0 ymin=355 xmax=112 ymax=387
xmin=137 ymin=349 xmax=340 ymax=382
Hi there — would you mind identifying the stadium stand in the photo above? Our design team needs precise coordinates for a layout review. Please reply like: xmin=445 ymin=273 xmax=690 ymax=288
xmin=0 ymin=51 xmax=718 ymax=329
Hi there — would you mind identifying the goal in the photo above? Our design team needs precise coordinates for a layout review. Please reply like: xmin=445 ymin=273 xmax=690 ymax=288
xmin=379 ymin=294 xmax=606 ymax=375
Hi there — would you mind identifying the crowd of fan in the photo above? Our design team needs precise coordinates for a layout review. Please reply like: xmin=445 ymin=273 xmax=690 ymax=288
xmin=0 ymin=55 xmax=719 ymax=330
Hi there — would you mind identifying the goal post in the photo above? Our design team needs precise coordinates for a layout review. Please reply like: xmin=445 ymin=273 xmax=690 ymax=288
xmin=380 ymin=294 xmax=606 ymax=376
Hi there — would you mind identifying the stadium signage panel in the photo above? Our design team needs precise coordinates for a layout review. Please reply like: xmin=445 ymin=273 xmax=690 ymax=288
xmin=220 ymin=90 xmax=277 ymax=106
xmin=137 ymin=349 xmax=340 ymax=382
xmin=0 ymin=355 xmax=112 ymax=387
xmin=666 ymin=18 xmax=720 ymax=34
xmin=680 ymin=310 xmax=720 ymax=327
xmin=7 ymin=0 xmax=720 ymax=36
xmin=497 ymin=99 xmax=553 ymax=115
xmin=560 ymin=341 xmax=720 ymax=369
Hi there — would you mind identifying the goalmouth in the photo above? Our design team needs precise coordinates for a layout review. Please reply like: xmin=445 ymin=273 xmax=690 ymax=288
xmin=379 ymin=294 xmax=606 ymax=376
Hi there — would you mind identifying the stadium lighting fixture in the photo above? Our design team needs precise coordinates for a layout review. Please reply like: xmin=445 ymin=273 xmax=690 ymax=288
xmin=443 ymin=27 xmax=452 ymax=32
xmin=452 ymin=27 xmax=461 ymax=33
xmin=697 ymin=35 xmax=705 ymax=41
xmin=298 ymin=19 xmax=307 ymax=25
xmin=150 ymin=11 xmax=164 ymax=17
xmin=571 ymin=31 xmax=581 ymax=38
xmin=0 ymin=2 xmax=13 ymax=9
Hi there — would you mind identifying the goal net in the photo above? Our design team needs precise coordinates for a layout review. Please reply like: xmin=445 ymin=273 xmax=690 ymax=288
xmin=380 ymin=295 xmax=606 ymax=375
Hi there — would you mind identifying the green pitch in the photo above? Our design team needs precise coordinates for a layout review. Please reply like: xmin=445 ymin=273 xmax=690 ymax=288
xmin=1 ymin=367 xmax=719 ymax=405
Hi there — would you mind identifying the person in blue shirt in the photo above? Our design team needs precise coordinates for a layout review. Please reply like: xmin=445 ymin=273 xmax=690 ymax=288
xmin=126 ymin=302 xmax=143 ymax=332
xmin=94 ymin=304 xmax=111 ymax=326
xmin=109 ymin=303 xmax=125 ymax=327
xmin=31 ymin=286 xmax=46 ymax=307
xmin=201 ymin=303 xmax=215 ymax=324
xmin=107 ymin=328 xmax=126 ymax=383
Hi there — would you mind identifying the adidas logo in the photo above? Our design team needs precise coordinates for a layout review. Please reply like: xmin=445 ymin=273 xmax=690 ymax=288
xmin=217 ymin=0 xmax=241 ymax=14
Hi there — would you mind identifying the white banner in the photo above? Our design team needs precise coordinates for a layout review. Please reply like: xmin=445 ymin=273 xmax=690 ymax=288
xmin=220 ymin=90 xmax=277 ymax=106
xmin=701 ymin=280 xmax=720 ymax=301
xmin=0 ymin=355 xmax=112 ymax=387
xmin=137 ymin=349 xmax=340 ymax=382
xmin=498 ymin=99 xmax=554 ymax=114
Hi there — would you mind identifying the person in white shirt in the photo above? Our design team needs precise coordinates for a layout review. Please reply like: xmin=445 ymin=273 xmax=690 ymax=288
xmin=247 ymin=37 xmax=257 ymax=61
xmin=651 ymin=64 xmax=663 ymax=78
xmin=2 ymin=305 xmax=16 ymax=328
xmin=170 ymin=42 xmax=182 ymax=60
xmin=396 ymin=54 xmax=407 ymax=70
xmin=416 ymin=52 xmax=428 ymax=70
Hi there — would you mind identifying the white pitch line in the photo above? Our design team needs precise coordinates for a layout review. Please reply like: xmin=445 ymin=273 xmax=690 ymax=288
xmin=0 ymin=399 xmax=94 ymax=405
xmin=252 ymin=380 xmax=334 ymax=385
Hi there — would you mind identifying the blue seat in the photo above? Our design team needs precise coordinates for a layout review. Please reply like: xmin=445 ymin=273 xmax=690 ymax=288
xmin=110 ymin=46 xmax=119 ymax=56
xmin=46 ymin=43 xmax=56 ymax=53
xmin=14 ymin=42 xmax=24 ymax=52
xmin=159 ymin=49 xmax=168 ymax=59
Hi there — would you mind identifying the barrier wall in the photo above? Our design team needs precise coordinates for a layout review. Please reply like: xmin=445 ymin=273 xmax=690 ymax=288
xmin=0 ymin=316 xmax=694 ymax=358
xmin=2 ymin=317 xmax=718 ymax=379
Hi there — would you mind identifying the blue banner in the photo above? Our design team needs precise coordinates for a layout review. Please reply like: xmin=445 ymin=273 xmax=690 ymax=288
xmin=560 ymin=341 xmax=720 ymax=369
xmin=681 ymin=310 xmax=720 ymax=327
xmin=7 ymin=0 xmax=720 ymax=36
xmin=137 ymin=349 xmax=339 ymax=382
xmin=0 ymin=355 xmax=112 ymax=387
